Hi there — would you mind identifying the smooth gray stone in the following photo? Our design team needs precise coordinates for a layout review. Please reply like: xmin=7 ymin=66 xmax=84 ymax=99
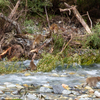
xmin=52 ymin=85 xmax=65 ymax=94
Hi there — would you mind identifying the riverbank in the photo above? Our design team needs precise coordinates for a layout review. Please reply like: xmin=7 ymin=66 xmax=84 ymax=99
xmin=0 ymin=63 xmax=100 ymax=100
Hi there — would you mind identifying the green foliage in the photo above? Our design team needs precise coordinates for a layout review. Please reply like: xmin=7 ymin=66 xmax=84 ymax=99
xmin=37 ymin=49 xmax=100 ymax=72
xmin=52 ymin=33 xmax=65 ymax=53
xmin=86 ymin=24 xmax=100 ymax=49
xmin=37 ymin=53 xmax=64 ymax=72
xmin=0 ymin=0 xmax=9 ymax=10
xmin=0 ymin=61 xmax=23 ymax=74
xmin=27 ymin=0 xmax=51 ymax=14
xmin=24 ymin=19 xmax=41 ymax=34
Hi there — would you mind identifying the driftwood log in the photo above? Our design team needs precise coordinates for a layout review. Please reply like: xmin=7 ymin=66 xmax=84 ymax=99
xmin=59 ymin=2 xmax=92 ymax=34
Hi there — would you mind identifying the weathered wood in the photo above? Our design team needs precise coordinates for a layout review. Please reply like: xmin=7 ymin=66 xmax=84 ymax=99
xmin=0 ymin=13 xmax=21 ymax=34
xmin=8 ymin=0 xmax=21 ymax=19
xmin=60 ymin=2 xmax=92 ymax=34
xmin=4 ymin=0 xmax=21 ymax=33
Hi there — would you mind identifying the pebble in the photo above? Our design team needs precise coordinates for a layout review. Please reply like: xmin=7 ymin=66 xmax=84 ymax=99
xmin=24 ymin=73 xmax=31 ymax=76
xmin=62 ymin=90 xmax=71 ymax=94
xmin=6 ymin=84 xmax=16 ymax=88
xmin=23 ymin=84 xmax=29 ymax=87
xmin=94 ymin=91 xmax=100 ymax=98
xmin=51 ymin=73 xmax=59 ymax=77
xmin=85 ymin=86 xmax=92 ymax=90
xmin=16 ymin=84 xmax=24 ymax=89
xmin=26 ymin=93 xmax=37 ymax=100
xmin=0 ymin=81 xmax=98 ymax=100
xmin=0 ymin=90 xmax=3 ymax=94
xmin=89 ymin=89 xmax=94 ymax=93
xmin=0 ymin=86 xmax=6 ymax=90
xmin=39 ymin=87 xmax=53 ymax=93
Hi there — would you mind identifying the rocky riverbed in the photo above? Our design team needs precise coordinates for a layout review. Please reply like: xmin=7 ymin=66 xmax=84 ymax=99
xmin=1 ymin=60 xmax=100 ymax=100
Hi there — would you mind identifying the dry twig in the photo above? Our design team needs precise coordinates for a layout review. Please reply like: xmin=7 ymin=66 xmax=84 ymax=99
xmin=87 ymin=11 xmax=92 ymax=29
xmin=60 ymin=34 xmax=72 ymax=53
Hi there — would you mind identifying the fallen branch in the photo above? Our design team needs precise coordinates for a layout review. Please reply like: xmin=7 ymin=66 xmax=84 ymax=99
xmin=0 ymin=36 xmax=5 ymax=53
xmin=59 ymin=2 xmax=92 ymax=34
xmin=30 ymin=38 xmax=53 ymax=53
xmin=45 ymin=6 xmax=50 ymax=29
xmin=0 ymin=47 xmax=11 ymax=60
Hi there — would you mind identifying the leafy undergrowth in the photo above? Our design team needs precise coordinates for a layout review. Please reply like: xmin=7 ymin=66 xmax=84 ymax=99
xmin=0 ymin=61 xmax=24 ymax=74
xmin=37 ymin=49 xmax=100 ymax=72
xmin=1 ymin=23 xmax=100 ymax=74
xmin=36 ymin=23 xmax=100 ymax=72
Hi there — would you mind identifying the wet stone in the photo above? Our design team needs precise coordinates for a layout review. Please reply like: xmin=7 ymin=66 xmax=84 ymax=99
xmin=1 ymin=64 xmax=100 ymax=99
xmin=53 ymin=85 xmax=65 ymax=94
xmin=1 ymin=97 xmax=5 ymax=100
xmin=39 ymin=87 xmax=53 ymax=93
xmin=0 ymin=86 xmax=6 ymax=90
xmin=62 ymin=90 xmax=71 ymax=95
xmin=12 ymin=89 xmax=21 ymax=95
xmin=94 ymin=91 xmax=100 ymax=98
xmin=0 ymin=90 xmax=3 ymax=94
xmin=26 ymin=93 xmax=37 ymax=100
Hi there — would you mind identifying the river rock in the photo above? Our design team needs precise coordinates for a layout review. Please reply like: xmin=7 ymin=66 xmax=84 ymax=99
xmin=89 ymin=89 xmax=94 ymax=93
xmin=0 ymin=90 xmax=3 ymax=94
xmin=51 ymin=73 xmax=59 ymax=77
xmin=85 ymin=86 xmax=92 ymax=90
xmin=71 ymin=91 xmax=79 ymax=95
xmin=12 ymin=89 xmax=21 ymax=95
xmin=62 ymin=90 xmax=71 ymax=94
xmin=4 ymin=82 xmax=12 ymax=85
xmin=43 ymin=84 xmax=52 ymax=89
xmin=23 ymin=84 xmax=29 ymax=87
xmin=6 ymin=84 xmax=16 ymax=88
xmin=94 ymin=91 xmax=100 ymax=98
xmin=16 ymin=84 xmax=24 ymax=89
xmin=26 ymin=93 xmax=37 ymax=100
xmin=39 ymin=87 xmax=53 ymax=93
xmin=0 ymin=86 xmax=6 ymax=90
xmin=24 ymin=73 xmax=31 ymax=76
xmin=1 ymin=97 xmax=5 ymax=100
xmin=68 ymin=98 xmax=73 ymax=100
xmin=52 ymin=85 xmax=64 ymax=94
xmin=78 ymin=94 xmax=89 ymax=98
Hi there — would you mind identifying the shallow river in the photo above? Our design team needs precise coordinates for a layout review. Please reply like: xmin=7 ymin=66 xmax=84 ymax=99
xmin=1 ymin=60 xmax=100 ymax=87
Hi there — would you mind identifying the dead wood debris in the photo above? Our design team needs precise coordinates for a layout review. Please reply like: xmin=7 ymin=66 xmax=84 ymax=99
xmin=59 ymin=2 xmax=92 ymax=34
xmin=0 ymin=1 xmax=89 ymax=61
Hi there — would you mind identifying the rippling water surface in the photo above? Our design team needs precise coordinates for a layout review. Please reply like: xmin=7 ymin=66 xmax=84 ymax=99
xmin=1 ymin=60 xmax=100 ymax=87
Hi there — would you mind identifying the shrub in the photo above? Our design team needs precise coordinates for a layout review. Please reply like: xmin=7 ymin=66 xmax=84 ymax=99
xmin=86 ymin=24 xmax=100 ymax=49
